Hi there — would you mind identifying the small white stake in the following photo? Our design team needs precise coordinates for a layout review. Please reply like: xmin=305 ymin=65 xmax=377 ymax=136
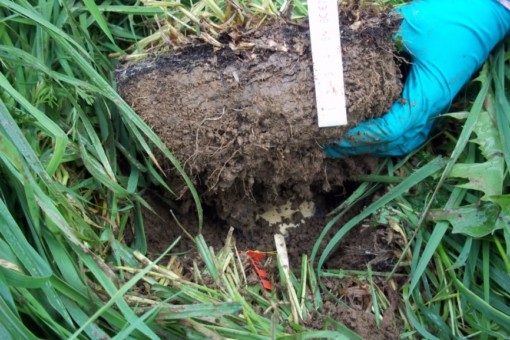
xmin=274 ymin=234 xmax=303 ymax=321
xmin=307 ymin=0 xmax=347 ymax=127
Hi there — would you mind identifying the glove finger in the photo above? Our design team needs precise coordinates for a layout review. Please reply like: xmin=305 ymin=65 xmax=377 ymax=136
xmin=324 ymin=64 xmax=440 ymax=157
xmin=324 ymin=116 xmax=434 ymax=157
xmin=369 ymin=118 xmax=434 ymax=156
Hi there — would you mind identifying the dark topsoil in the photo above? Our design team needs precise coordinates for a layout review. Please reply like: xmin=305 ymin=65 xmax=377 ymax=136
xmin=116 ymin=4 xmax=403 ymax=227
xmin=118 ymin=3 xmax=405 ymax=338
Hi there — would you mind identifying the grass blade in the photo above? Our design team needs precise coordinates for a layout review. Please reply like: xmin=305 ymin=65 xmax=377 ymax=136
xmin=317 ymin=157 xmax=446 ymax=273
xmin=0 ymin=296 xmax=38 ymax=339
xmin=157 ymin=302 xmax=242 ymax=320
xmin=82 ymin=0 xmax=117 ymax=45
xmin=195 ymin=234 xmax=219 ymax=282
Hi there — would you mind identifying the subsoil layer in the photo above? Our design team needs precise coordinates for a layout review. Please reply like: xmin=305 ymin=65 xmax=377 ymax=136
xmin=116 ymin=3 xmax=403 ymax=228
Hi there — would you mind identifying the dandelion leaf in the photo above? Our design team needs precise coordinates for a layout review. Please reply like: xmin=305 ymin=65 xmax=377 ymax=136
xmin=487 ymin=195 xmax=510 ymax=255
xmin=450 ymin=110 xmax=504 ymax=199
xmin=449 ymin=159 xmax=503 ymax=197
xmin=428 ymin=202 xmax=502 ymax=238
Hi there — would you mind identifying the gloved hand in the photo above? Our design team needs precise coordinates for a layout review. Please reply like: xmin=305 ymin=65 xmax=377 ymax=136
xmin=324 ymin=0 xmax=510 ymax=157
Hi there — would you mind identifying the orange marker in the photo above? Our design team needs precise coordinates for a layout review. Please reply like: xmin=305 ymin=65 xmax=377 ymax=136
xmin=245 ymin=251 xmax=272 ymax=290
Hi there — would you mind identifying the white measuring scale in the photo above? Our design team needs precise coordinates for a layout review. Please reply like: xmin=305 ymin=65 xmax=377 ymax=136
xmin=307 ymin=0 xmax=347 ymax=127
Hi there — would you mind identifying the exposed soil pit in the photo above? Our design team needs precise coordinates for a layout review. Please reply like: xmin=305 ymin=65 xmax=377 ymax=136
xmin=116 ymin=4 xmax=404 ymax=230
xmin=119 ymin=5 xmax=406 ymax=335
xmin=138 ymin=190 xmax=405 ymax=338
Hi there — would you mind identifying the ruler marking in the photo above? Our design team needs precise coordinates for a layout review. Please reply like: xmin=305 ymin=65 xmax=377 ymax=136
xmin=307 ymin=0 xmax=347 ymax=127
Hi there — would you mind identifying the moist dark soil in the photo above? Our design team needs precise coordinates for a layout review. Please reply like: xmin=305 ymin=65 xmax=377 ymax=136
xmin=116 ymin=3 xmax=403 ymax=228
xmin=317 ymin=276 xmax=403 ymax=340
xmin=119 ymin=2 xmax=406 ymax=338
xmin=138 ymin=188 xmax=405 ymax=339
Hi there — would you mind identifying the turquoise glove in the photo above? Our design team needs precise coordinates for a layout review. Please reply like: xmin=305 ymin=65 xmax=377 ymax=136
xmin=324 ymin=0 xmax=510 ymax=157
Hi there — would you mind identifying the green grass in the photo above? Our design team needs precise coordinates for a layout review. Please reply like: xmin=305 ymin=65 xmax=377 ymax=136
xmin=314 ymin=42 xmax=510 ymax=338
xmin=0 ymin=0 xmax=206 ymax=337
xmin=0 ymin=0 xmax=509 ymax=338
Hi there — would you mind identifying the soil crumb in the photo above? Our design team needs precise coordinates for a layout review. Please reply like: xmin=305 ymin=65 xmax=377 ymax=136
xmin=116 ymin=3 xmax=403 ymax=227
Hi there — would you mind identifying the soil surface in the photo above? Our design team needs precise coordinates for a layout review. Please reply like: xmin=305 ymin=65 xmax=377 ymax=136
xmin=116 ymin=3 xmax=403 ymax=228
xmin=138 ymin=188 xmax=405 ymax=339
xmin=119 ymin=3 xmax=406 ymax=337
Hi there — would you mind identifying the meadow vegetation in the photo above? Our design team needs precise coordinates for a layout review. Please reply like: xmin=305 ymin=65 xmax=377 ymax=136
xmin=0 ymin=0 xmax=509 ymax=338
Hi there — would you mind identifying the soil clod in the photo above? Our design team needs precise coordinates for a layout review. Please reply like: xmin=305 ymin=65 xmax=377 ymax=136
xmin=116 ymin=4 xmax=403 ymax=228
